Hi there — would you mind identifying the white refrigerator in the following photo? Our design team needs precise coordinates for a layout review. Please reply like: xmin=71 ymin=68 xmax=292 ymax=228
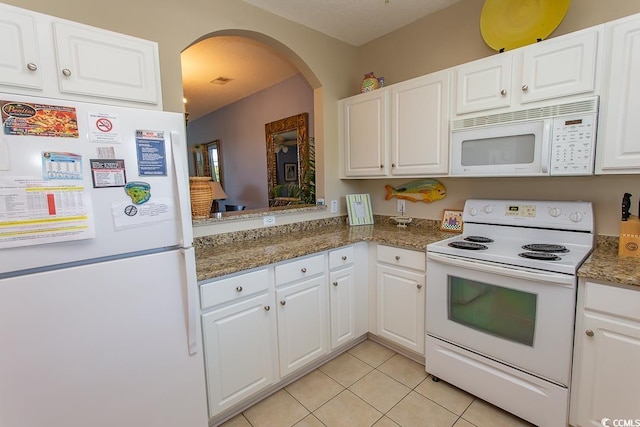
xmin=0 ymin=93 xmax=208 ymax=427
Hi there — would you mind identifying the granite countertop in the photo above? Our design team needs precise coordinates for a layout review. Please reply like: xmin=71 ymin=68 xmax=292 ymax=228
xmin=578 ymin=238 xmax=640 ymax=287
xmin=195 ymin=222 xmax=454 ymax=282
xmin=195 ymin=220 xmax=640 ymax=288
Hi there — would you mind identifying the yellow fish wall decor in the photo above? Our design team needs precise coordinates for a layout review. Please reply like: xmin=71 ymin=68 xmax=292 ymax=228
xmin=384 ymin=179 xmax=446 ymax=203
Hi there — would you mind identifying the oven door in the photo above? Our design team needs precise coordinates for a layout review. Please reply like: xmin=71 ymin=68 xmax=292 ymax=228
xmin=426 ymin=252 xmax=576 ymax=386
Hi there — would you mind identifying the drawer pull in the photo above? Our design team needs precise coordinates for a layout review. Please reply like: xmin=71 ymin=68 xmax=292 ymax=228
xmin=62 ymin=68 xmax=72 ymax=77
xmin=264 ymin=305 xmax=271 ymax=311
xmin=26 ymin=62 xmax=38 ymax=71
xmin=395 ymin=256 xmax=400 ymax=261
xmin=585 ymin=329 xmax=594 ymax=337
xmin=500 ymin=89 xmax=507 ymax=96
xmin=417 ymin=284 xmax=423 ymax=290
xmin=301 ymin=267 xmax=307 ymax=273
xmin=235 ymin=286 xmax=243 ymax=292
xmin=342 ymin=256 xmax=347 ymax=261
xmin=280 ymin=300 xmax=286 ymax=306
xmin=333 ymin=282 xmax=338 ymax=287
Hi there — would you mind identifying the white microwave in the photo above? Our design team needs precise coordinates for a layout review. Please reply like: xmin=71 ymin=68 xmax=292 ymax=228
xmin=449 ymin=97 xmax=598 ymax=177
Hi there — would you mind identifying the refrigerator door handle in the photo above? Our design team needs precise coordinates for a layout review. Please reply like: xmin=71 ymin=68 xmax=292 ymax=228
xmin=181 ymin=247 xmax=199 ymax=355
xmin=170 ymin=131 xmax=194 ymax=246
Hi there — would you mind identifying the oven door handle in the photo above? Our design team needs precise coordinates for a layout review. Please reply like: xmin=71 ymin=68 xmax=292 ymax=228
xmin=426 ymin=252 xmax=575 ymax=286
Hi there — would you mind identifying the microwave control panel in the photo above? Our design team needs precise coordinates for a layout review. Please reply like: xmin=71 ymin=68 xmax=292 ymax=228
xmin=549 ymin=113 xmax=597 ymax=175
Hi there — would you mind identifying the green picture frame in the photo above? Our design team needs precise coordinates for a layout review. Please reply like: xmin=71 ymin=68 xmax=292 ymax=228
xmin=346 ymin=194 xmax=374 ymax=226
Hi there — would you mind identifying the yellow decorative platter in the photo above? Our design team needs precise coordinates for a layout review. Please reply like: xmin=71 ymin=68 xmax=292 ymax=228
xmin=480 ymin=0 xmax=571 ymax=51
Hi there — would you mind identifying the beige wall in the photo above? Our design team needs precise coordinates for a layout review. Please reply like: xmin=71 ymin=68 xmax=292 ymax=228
xmin=350 ymin=0 xmax=640 ymax=236
xmin=5 ymin=0 xmax=640 ymax=235
xmin=2 ymin=0 xmax=363 ymax=232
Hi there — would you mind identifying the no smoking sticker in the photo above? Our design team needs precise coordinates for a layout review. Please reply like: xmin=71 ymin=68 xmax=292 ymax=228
xmin=96 ymin=118 xmax=113 ymax=132
xmin=88 ymin=112 xmax=120 ymax=143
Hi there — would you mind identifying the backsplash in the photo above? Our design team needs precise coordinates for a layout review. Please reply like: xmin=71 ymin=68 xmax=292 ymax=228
xmin=193 ymin=215 xmax=442 ymax=248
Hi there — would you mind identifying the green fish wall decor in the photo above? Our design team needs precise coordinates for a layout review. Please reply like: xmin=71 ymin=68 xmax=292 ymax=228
xmin=384 ymin=179 xmax=446 ymax=203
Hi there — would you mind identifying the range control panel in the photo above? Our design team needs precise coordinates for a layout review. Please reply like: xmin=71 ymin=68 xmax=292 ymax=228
xmin=463 ymin=199 xmax=594 ymax=232
xmin=549 ymin=113 xmax=597 ymax=175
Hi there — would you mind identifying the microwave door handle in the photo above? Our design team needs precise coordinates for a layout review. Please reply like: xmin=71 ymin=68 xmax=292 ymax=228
xmin=540 ymin=120 xmax=553 ymax=174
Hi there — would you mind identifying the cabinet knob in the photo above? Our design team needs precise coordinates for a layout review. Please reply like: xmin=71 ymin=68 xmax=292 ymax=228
xmin=342 ymin=256 xmax=347 ymax=261
xmin=395 ymin=255 xmax=400 ymax=261
xmin=301 ymin=267 xmax=307 ymax=273
xmin=264 ymin=305 xmax=271 ymax=311
xmin=500 ymin=89 xmax=507 ymax=96
xmin=62 ymin=68 xmax=72 ymax=77
xmin=521 ymin=84 xmax=529 ymax=92
xmin=235 ymin=286 xmax=243 ymax=292
xmin=391 ymin=163 xmax=396 ymax=167
xmin=26 ymin=63 xmax=38 ymax=71
xmin=417 ymin=284 xmax=423 ymax=289
xmin=585 ymin=329 xmax=594 ymax=337
xmin=280 ymin=300 xmax=286 ymax=306
xmin=333 ymin=281 xmax=338 ymax=286
xmin=380 ymin=164 xmax=384 ymax=169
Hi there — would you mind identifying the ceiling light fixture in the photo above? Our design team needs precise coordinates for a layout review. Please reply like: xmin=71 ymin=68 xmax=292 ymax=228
xmin=210 ymin=76 xmax=233 ymax=85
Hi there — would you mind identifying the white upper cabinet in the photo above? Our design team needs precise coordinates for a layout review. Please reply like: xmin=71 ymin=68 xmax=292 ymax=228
xmin=390 ymin=70 xmax=450 ymax=176
xmin=455 ymin=54 xmax=512 ymax=115
xmin=518 ymin=30 xmax=599 ymax=105
xmin=52 ymin=22 xmax=160 ymax=105
xmin=0 ymin=3 xmax=161 ymax=109
xmin=596 ymin=13 xmax=640 ymax=173
xmin=0 ymin=7 xmax=42 ymax=90
xmin=454 ymin=27 xmax=601 ymax=117
xmin=340 ymin=89 xmax=389 ymax=177
xmin=339 ymin=69 xmax=451 ymax=178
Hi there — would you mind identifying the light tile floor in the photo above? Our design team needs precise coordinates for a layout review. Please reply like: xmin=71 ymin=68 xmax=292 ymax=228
xmin=219 ymin=339 xmax=535 ymax=427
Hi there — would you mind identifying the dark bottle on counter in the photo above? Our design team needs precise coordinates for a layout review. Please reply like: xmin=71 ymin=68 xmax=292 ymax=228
xmin=622 ymin=192 xmax=632 ymax=221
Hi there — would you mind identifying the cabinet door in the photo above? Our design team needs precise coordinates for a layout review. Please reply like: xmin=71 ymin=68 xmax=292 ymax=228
xmin=390 ymin=70 xmax=450 ymax=175
xmin=455 ymin=54 xmax=512 ymax=115
xmin=52 ymin=21 xmax=160 ymax=105
xmin=520 ymin=30 xmax=598 ymax=105
xmin=572 ymin=313 xmax=640 ymax=426
xmin=202 ymin=292 xmax=278 ymax=417
xmin=340 ymin=89 xmax=388 ymax=177
xmin=329 ymin=266 xmax=356 ymax=349
xmin=277 ymin=276 xmax=329 ymax=376
xmin=376 ymin=264 xmax=425 ymax=354
xmin=597 ymin=16 xmax=640 ymax=173
xmin=0 ymin=5 xmax=42 ymax=90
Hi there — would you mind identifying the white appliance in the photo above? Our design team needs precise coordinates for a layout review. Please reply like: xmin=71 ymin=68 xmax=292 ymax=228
xmin=425 ymin=199 xmax=595 ymax=427
xmin=450 ymin=96 xmax=598 ymax=177
xmin=0 ymin=93 xmax=208 ymax=427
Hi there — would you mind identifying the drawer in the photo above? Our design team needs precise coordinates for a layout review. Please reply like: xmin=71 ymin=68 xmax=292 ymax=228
xmin=377 ymin=245 xmax=425 ymax=272
xmin=200 ymin=268 xmax=269 ymax=309
xmin=329 ymin=246 xmax=354 ymax=270
xmin=584 ymin=280 xmax=640 ymax=322
xmin=275 ymin=253 xmax=325 ymax=286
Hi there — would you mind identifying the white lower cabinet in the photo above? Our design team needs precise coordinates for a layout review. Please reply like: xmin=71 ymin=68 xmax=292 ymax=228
xmin=328 ymin=244 xmax=368 ymax=349
xmin=570 ymin=280 xmax=640 ymax=426
xmin=276 ymin=275 xmax=329 ymax=376
xmin=200 ymin=269 xmax=278 ymax=418
xmin=375 ymin=245 xmax=426 ymax=355
xmin=201 ymin=293 xmax=278 ymax=417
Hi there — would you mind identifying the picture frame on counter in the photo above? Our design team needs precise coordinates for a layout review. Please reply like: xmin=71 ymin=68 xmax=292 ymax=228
xmin=440 ymin=209 xmax=463 ymax=233
xmin=346 ymin=193 xmax=374 ymax=226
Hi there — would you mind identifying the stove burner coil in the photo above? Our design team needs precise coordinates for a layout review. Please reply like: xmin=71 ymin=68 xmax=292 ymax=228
xmin=522 ymin=244 xmax=569 ymax=253
xmin=448 ymin=241 xmax=488 ymax=250
xmin=464 ymin=236 xmax=494 ymax=243
xmin=518 ymin=252 xmax=562 ymax=261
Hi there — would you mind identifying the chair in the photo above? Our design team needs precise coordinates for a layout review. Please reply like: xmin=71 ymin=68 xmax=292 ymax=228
xmin=225 ymin=204 xmax=246 ymax=211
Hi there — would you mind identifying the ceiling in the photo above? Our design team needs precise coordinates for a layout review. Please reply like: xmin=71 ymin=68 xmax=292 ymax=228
xmin=181 ymin=0 xmax=461 ymax=121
